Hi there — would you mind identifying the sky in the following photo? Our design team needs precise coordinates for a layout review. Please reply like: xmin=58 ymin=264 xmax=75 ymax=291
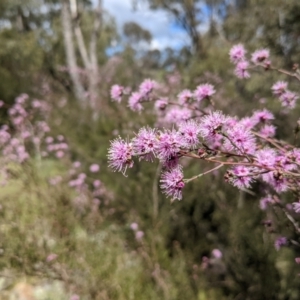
xmin=102 ymin=0 xmax=190 ymax=51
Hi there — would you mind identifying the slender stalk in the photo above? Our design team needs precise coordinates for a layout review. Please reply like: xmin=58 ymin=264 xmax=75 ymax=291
xmin=184 ymin=163 xmax=224 ymax=183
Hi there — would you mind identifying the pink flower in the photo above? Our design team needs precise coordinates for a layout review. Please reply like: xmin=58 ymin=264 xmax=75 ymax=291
xmin=224 ymin=125 xmax=256 ymax=154
xmin=194 ymin=84 xmax=215 ymax=102
xmin=56 ymin=150 xmax=65 ymax=158
xmin=155 ymin=98 xmax=168 ymax=111
xmin=132 ymin=127 xmax=157 ymax=161
xmin=279 ymin=91 xmax=298 ymax=109
xmin=128 ymin=92 xmax=143 ymax=112
xmin=292 ymin=202 xmax=300 ymax=213
xmin=160 ymin=166 xmax=185 ymax=200
xmin=46 ymin=253 xmax=58 ymax=262
xmin=274 ymin=237 xmax=287 ymax=251
xmin=177 ymin=89 xmax=193 ymax=105
xmin=238 ymin=117 xmax=257 ymax=130
xmin=178 ymin=120 xmax=200 ymax=149
xmin=259 ymin=125 xmax=276 ymax=138
xmin=199 ymin=111 xmax=230 ymax=141
xmin=164 ymin=107 xmax=192 ymax=124
xmin=259 ymin=196 xmax=273 ymax=210
xmin=130 ymin=223 xmax=139 ymax=231
xmin=234 ymin=60 xmax=250 ymax=79
xmin=139 ymin=79 xmax=157 ymax=96
xmin=211 ymin=249 xmax=222 ymax=259
xmin=229 ymin=44 xmax=246 ymax=63
xmin=57 ymin=135 xmax=64 ymax=142
xmin=271 ymin=81 xmax=288 ymax=96
xmin=251 ymin=49 xmax=270 ymax=65
xmin=73 ymin=161 xmax=81 ymax=168
xmin=108 ymin=137 xmax=133 ymax=174
xmin=45 ymin=136 xmax=54 ymax=144
xmin=255 ymin=148 xmax=277 ymax=168
xmin=262 ymin=172 xmax=289 ymax=193
xmin=227 ymin=165 xmax=253 ymax=189
xmin=93 ymin=180 xmax=101 ymax=188
xmin=135 ymin=230 xmax=144 ymax=240
xmin=89 ymin=164 xmax=100 ymax=173
xmin=110 ymin=84 xmax=124 ymax=103
xmin=155 ymin=129 xmax=181 ymax=162
xmin=252 ymin=109 xmax=274 ymax=123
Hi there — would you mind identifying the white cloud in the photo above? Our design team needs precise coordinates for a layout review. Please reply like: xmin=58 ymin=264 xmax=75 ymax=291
xmin=102 ymin=0 xmax=189 ymax=50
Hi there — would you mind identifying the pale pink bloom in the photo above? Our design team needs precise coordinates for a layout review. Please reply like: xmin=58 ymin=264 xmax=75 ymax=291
xmin=155 ymin=98 xmax=168 ymax=111
xmin=32 ymin=137 xmax=40 ymax=144
xmin=262 ymin=172 xmax=289 ymax=193
xmin=128 ymin=92 xmax=143 ymax=112
xmin=292 ymin=202 xmax=300 ymax=213
xmin=135 ymin=231 xmax=144 ymax=240
xmin=164 ymin=107 xmax=192 ymax=124
xmin=274 ymin=237 xmax=287 ymax=251
xmin=130 ymin=223 xmax=139 ymax=231
xmin=225 ymin=125 xmax=256 ymax=154
xmin=259 ymin=125 xmax=276 ymax=138
xmin=21 ymin=131 xmax=31 ymax=139
xmin=194 ymin=84 xmax=215 ymax=102
xmin=160 ymin=166 xmax=184 ymax=200
xmin=251 ymin=49 xmax=270 ymax=65
xmin=57 ymin=135 xmax=64 ymax=142
xmin=78 ymin=173 xmax=86 ymax=180
xmin=32 ymin=99 xmax=41 ymax=108
xmin=0 ymin=100 xmax=4 ymax=108
xmin=252 ymin=109 xmax=274 ymax=123
xmin=89 ymin=164 xmax=100 ymax=173
xmin=69 ymin=295 xmax=80 ymax=300
xmin=155 ymin=129 xmax=181 ymax=162
xmin=93 ymin=180 xmax=101 ymax=188
xmin=46 ymin=253 xmax=58 ymax=262
xmin=110 ymin=84 xmax=124 ymax=103
xmin=255 ymin=148 xmax=277 ymax=168
xmin=259 ymin=196 xmax=273 ymax=210
xmin=199 ymin=111 xmax=230 ymax=141
xmin=228 ymin=165 xmax=253 ymax=189
xmin=177 ymin=89 xmax=193 ymax=105
xmin=37 ymin=121 xmax=50 ymax=132
xmin=178 ymin=120 xmax=200 ymax=149
xmin=229 ymin=44 xmax=246 ymax=63
xmin=234 ymin=60 xmax=250 ymax=79
xmin=139 ymin=79 xmax=157 ymax=96
xmin=271 ymin=81 xmax=288 ymax=96
xmin=73 ymin=161 xmax=81 ymax=168
xmin=279 ymin=91 xmax=298 ymax=109
xmin=45 ymin=136 xmax=54 ymax=144
xmin=108 ymin=137 xmax=133 ymax=174
xmin=212 ymin=249 xmax=222 ymax=259
xmin=56 ymin=150 xmax=65 ymax=158
xmin=238 ymin=117 xmax=257 ymax=130
xmin=132 ymin=127 xmax=157 ymax=161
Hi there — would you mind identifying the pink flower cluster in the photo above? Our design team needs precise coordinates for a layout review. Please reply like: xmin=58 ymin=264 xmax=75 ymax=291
xmin=271 ymin=81 xmax=298 ymax=109
xmin=229 ymin=44 xmax=271 ymax=79
xmin=108 ymin=103 xmax=300 ymax=200
xmin=107 ymin=42 xmax=300 ymax=261
xmin=0 ymin=94 xmax=52 ymax=164
xmin=107 ymin=43 xmax=300 ymax=235
xmin=110 ymin=79 xmax=158 ymax=112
